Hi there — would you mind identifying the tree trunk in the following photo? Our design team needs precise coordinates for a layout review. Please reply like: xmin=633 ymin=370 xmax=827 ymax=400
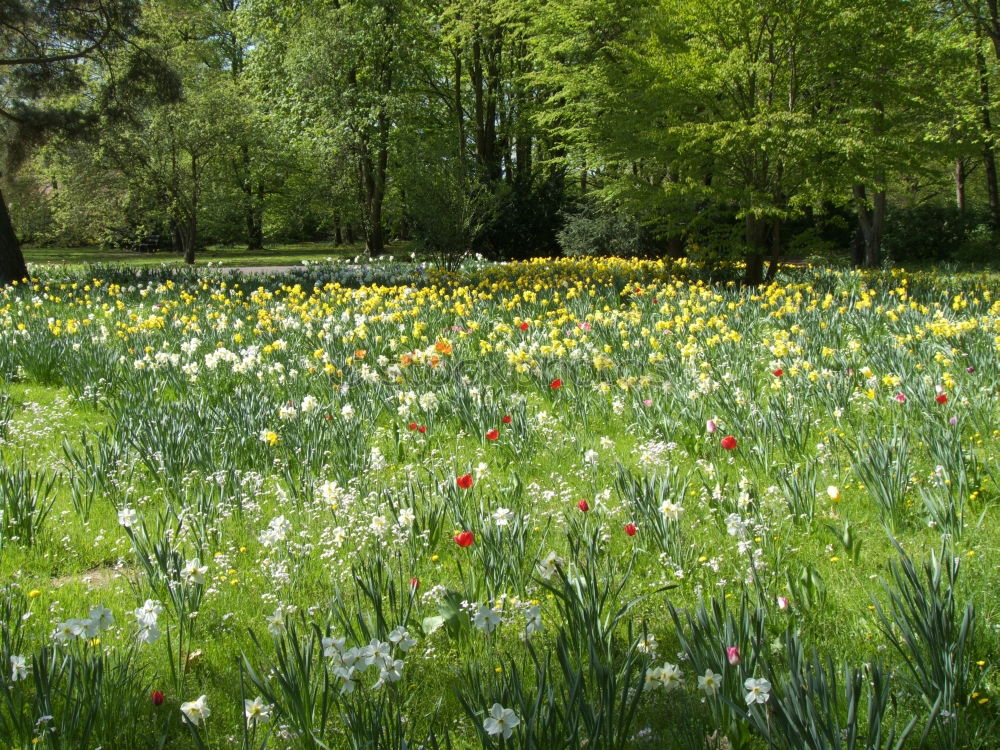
xmin=977 ymin=46 xmax=1000 ymax=227
xmin=956 ymin=159 xmax=966 ymax=212
xmin=454 ymin=48 xmax=464 ymax=162
xmin=515 ymin=131 xmax=532 ymax=184
xmin=470 ymin=32 xmax=501 ymax=181
xmin=0 ymin=187 xmax=28 ymax=285
xmin=484 ymin=33 xmax=501 ymax=181
xmin=177 ymin=212 xmax=197 ymax=265
xmin=365 ymin=202 xmax=385 ymax=255
xmin=239 ymin=144 xmax=265 ymax=250
xmin=850 ymin=225 xmax=864 ymax=266
xmin=853 ymin=184 xmax=886 ymax=267
xmin=244 ymin=186 xmax=265 ymax=251
xmin=472 ymin=36 xmax=486 ymax=171
xmin=743 ymin=215 xmax=767 ymax=286
xmin=171 ymin=219 xmax=182 ymax=254
xmin=358 ymin=147 xmax=386 ymax=256
xmin=764 ymin=219 xmax=781 ymax=282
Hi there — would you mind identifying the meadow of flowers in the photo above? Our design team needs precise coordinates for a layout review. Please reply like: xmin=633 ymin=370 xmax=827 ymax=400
xmin=0 ymin=257 xmax=996 ymax=749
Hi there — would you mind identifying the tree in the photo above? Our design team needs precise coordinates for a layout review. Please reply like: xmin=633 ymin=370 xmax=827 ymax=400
xmin=531 ymin=0 xmax=956 ymax=277
xmin=245 ymin=0 xmax=430 ymax=256
xmin=0 ymin=1 xmax=154 ymax=284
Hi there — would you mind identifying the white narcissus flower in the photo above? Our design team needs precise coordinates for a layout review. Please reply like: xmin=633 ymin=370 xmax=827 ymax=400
xmin=322 ymin=635 xmax=346 ymax=658
xmin=418 ymin=391 xmax=438 ymax=412
xmin=52 ymin=619 xmax=87 ymax=644
xmin=118 ymin=507 xmax=137 ymax=528
xmin=375 ymin=659 xmax=404 ymax=688
xmin=645 ymin=662 xmax=682 ymax=691
xmin=134 ymin=599 xmax=163 ymax=627
xmin=300 ymin=395 xmax=319 ymax=413
xmin=244 ymin=697 xmax=271 ymax=725
xmin=180 ymin=695 xmax=211 ymax=725
xmin=319 ymin=480 xmax=347 ymax=509
xmin=660 ymin=663 xmax=683 ymax=691
xmin=388 ymin=626 xmax=416 ymax=652
xmin=10 ymin=655 xmax=28 ymax=682
xmin=181 ymin=558 xmax=208 ymax=585
xmin=260 ymin=515 xmax=291 ymax=547
xmin=524 ymin=606 xmax=542 ymax=635
xmin=492 ymin=507 xmax=514 ymax=527
xmin=88 ymin=605 xmax=115 ymax=632
xmin=536 ymin=551 xmax=561 ymax=580
xmin=659 ymin=499 xmax=684 ymax=521
xmin=744 ymin=677 xmax=772 ymax=705
xmin=471 ymin=604 xmax=501 ymax=634
xmin=698 ymin=668 xmax=723 ymax=697
xmin=137 ymin=623 xmax=161 ymax=645
xmin=483 ymin=703 xmax=520 ymax=740
xmin=341 ymin=403 xmax=356 ymax=420
xmin=361 ymin=639 xmax=392 ymax=667
xmin=265 ymin=607 xmax=285 ymax=636
xmin=636 ymin=633 xmax=658 ymax=655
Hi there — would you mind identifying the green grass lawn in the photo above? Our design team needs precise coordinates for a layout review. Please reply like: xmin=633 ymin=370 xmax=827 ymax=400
xmin=22 ymin=240 xmax=417 ymax=269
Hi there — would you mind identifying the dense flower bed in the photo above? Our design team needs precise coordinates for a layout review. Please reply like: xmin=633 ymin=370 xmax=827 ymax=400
xmin=0 ymin=258 xmax=996 ymax=748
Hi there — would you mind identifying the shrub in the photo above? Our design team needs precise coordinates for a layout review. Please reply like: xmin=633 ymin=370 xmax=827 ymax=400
xmin=557 ymin=200 xmax=657 ymax=258
xmin=882 ymin=205 xmax=996 ymax=265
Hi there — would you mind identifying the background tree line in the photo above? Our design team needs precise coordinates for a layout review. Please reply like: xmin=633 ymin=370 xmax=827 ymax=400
xmin=2 ymin=0 xmax=1000 ymax=284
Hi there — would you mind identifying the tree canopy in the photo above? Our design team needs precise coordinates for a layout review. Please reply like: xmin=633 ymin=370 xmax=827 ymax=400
xmin=1 ymin=0 xmax=998 ymax=283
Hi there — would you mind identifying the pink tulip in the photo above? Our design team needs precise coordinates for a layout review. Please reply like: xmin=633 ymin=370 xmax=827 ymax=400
xmin=706 ymin=419 xmax=717 ymax=434
xmin=726 ymin=646 xmax=741 ymax=665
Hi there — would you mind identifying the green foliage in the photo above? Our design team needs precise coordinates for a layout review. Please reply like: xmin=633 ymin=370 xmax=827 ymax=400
xmin=873 ymin=542 xmax=977 ymax=745
xmin=884 ymin=205 xmax=999 ymax=265
xmin=0 ymin=455 xmax=57 ymax=548
xmin=405 ymin=162 xmax=499 ymax=269
xmin=558 ymin=200 xmax=657 ymax=258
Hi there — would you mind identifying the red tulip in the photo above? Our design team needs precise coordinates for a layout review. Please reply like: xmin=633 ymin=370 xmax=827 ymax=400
xmin=454 ymin=531 xmax=475 ymax=547
xmin=501 ymin=415 xmax=512 ymax=425
xmin=772 ymin=369 xmax=783 ymax=377
xmin=935 ymin=393 xmax=948 ymax=404
xmin=720 ymin=435 xmax=738 ymax=450
xmin=550 ymin=378 xmax=563 ymax=390
xmin=407 ymin=422 xmax=418 ymax=431
xmin=577 ymin=499 xmax=590 ymax=512
xmin=409 ymin=577 xmax=420 ymax=590
xmin=417 ymin=425 xmax=427 ymax=434
xmin=624 ymin=523 xmax=637 ymax=536
xmin=486 ymin=429 xmax=499 ymax=441
xmin=519 ymin=322 xmax=529 ymax=331
xmin=151 ymin=690 xmax=165 ymax=706
xmin=456 ymin=474 xmax=473 ymax=489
